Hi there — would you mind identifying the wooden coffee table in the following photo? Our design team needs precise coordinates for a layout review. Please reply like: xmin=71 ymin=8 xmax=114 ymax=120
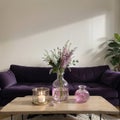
xmin=0 ymin=96 xmax=119 ymax=120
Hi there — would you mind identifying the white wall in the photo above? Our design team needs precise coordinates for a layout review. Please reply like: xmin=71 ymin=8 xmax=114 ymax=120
xmin=0 ymin=0 xmax=120 ymax=71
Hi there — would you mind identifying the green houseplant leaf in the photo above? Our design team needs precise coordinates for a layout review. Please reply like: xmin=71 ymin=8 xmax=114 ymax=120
xmin=114 ymin=33 xmax=120 ymax=42
xmin=108 ymin=42 xmax=120 ymax=47
xmin=105 ymin=33 xmax=120 ymax=71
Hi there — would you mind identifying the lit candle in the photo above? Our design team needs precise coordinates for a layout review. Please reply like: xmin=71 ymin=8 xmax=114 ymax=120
xmin=38 ymin=92 xmax=45 ymax=103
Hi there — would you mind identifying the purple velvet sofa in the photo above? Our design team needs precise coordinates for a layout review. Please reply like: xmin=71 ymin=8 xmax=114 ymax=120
xmin=0 ymin=64 xmax=120 ymax=106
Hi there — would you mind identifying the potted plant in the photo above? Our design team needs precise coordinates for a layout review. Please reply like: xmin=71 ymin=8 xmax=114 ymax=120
xmin=105 ymin=33 xmax=120 ymax=71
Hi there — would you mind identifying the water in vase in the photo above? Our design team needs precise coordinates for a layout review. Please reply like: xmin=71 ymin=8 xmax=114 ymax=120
xmin=52 ymin=87 xmax=69 ymax=102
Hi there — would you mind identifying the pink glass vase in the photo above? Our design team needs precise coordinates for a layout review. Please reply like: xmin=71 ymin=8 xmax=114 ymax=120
xmin=52 ymin=71 xmax=69 ymax=102
xmin=75 ymin=85 xmax=89 ymax=103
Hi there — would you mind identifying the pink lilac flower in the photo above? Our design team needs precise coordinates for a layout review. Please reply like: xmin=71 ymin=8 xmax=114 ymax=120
xmin=43 ymin=41 xmax=78 ymax=74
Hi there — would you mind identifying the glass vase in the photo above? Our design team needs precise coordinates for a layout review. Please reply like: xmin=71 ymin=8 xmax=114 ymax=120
xmin=52 ymin=71 xmax=69 ymax=102
xmin=75 ymin=85 xmax=89 ymax=103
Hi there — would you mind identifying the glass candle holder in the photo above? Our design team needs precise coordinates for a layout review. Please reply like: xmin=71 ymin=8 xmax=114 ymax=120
xmin=32 ymin=87 xmax=50 ymax=105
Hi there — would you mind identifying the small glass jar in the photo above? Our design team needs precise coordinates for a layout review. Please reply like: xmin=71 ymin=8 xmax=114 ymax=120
xmin=32 ymin=87 xmax=50 ymax=105
xmin=75 ymin=85 xmax=89 ymax=103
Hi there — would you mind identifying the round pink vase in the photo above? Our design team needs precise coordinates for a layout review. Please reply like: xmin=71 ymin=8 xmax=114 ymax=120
xmin=75 ymin=85 xmax=89 ymax=103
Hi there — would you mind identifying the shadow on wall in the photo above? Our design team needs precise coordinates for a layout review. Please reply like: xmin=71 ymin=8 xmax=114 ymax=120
xmin=0 ymin=0 xmax=110 ymax=41
xmin=84 ymin=37 xmax=109 ymax=66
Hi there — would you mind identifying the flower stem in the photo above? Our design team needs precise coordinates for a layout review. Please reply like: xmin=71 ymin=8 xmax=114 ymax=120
xmin=58 ymin=71 xmax=63 ymax=100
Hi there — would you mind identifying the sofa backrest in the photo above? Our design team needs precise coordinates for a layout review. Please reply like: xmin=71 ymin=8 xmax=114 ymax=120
xmin=10 ymin=65 xmax=56 ymax=83
xmin=64 ymin=65 xmax=110 ymax=83
xmin=10 ymin=64 xmax=110 ymax=83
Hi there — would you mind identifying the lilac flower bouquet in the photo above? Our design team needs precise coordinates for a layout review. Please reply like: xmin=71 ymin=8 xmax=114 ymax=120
xmin=43 ymin=41 xmax=78 ymax=102
xmin=43 ymin=41 xmax=78 ymax=74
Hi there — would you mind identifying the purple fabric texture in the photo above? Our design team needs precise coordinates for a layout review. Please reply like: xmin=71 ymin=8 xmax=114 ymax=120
xmin=0 ymin=83 xmax=52 ymax=98
xmin=0 ymin=64 xmax=120 ymax=106
xmin=100 ymin=70 xmax=120 ymax=88
xmin=64 ymin=65 xmax=109 ymax=83
xmin=0 ymin=70 xmax=17 ymax=89
xmin=10 ymin=65 xmax=56 ymax=83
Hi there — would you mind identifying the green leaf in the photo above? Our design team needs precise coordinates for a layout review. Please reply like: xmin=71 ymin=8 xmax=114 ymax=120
xmin=105 ymin=33 xmax=120 ymax=68
xmin=108 ymin=42 xmax=119 ymax=47
xmin=107 ymin=48 xmax=114 ymax=51
xmin=110 ymin=56 xmax=120 ymax=66
xmin=114 ymin=33 xmax=120 ymax=42
xmin=117 ymin=49 xmax=120 ymax=53
xmin=105 ymin=52 xmax=114 ymax=58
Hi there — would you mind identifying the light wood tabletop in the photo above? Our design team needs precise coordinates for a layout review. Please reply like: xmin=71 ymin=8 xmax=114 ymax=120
xmin=0 ymin=96 xmax=119 ymax=115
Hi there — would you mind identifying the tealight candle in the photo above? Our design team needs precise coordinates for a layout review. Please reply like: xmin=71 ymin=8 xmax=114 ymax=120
xmin=38 ymin=92 xmax=45 ymax=103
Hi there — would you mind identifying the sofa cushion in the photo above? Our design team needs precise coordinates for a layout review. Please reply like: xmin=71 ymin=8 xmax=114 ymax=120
xmin=0 ymin=70 xmax=17 ymax=89
xmin=10 ymin=64 xmax=56 ymax=83
xmin=100 ymin=70 xmax=120 ymax=88
xmin=64 ymin=65 xmax=110 ymax=83
xmin=0 ymin=83 xmax=52 ymax=98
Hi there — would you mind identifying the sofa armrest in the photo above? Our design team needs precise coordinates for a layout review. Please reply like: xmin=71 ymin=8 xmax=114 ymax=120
xmin=0 ymin=70 xmax=17 ymax=89
xmin=100 ymin=70 xmax=120 ymax=88
xmin=101 ymin=70 xmax=120 ymax=106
